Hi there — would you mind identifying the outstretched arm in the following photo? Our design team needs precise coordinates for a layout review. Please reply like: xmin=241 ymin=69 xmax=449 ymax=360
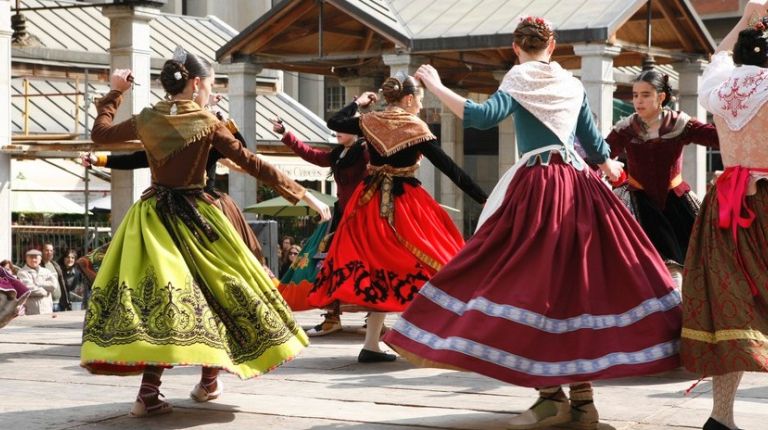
xmin=420 ymin=141 xmax=488 ymax=204
xmin=81 ymin=151 xmax=149 ymax=170
xmin=415 ymin=64 xmax=467 ymax=118
xmin=685 ymin=119 xmax=719 ymax=149
xmin=210 ymin=126 xmax=332 ymax=220
xmin=90 ymin=70 xmax=139 ymax=144
xmin=272 ymin=118 xmax=332 ymax=167
xmin=717 ymin=1 xmax=767 ymax=53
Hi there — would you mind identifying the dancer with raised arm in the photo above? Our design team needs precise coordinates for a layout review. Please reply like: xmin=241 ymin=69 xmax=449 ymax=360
xmin=313 ymin=73 xmax=487 ymax=363
xmin=382 ymin=17 xmax=682 ymax=430
xmin=272 ymin=119 xmax=369 ymax=336
xmin=682 ymin=2 xmax=768 ymax=429
xmin=80 ymin=47 xmax=330 ymax=417
xmin=82 ymin=113 xmax=277 ymax=275
xmin=606 ymin=69 xmax=718 ymax=288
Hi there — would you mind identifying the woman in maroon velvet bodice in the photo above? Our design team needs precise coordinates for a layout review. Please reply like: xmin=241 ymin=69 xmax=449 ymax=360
xmin=606 ymin=69 xmax=719 ymax=275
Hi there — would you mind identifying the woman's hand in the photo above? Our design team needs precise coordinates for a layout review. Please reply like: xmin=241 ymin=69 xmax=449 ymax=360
xmin=599 ymin=158 xmax=624 ymax=183
xmin=110 ymin=69 xmax=133 ymax=93
xmin=354 ymin=92 xmax=378 ymax=109
xmin=208 ymin=93 xmax=222 ymax=107
xmin=79 ymin=152 xmax=97 ymax=168
xmin=270 ymin=117 xmax=286 ymax=135
xmin=302 ymin=193 xmax=332 ymax=222
xmin=415 ymin=64 xmax=443 ymax=92
xmin=744 ymin=0 xmax=768 ymax=21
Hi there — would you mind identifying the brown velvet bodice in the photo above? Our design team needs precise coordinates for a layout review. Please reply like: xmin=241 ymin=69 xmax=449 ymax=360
xmin=91 ymin=90 xmax=305 ymax=203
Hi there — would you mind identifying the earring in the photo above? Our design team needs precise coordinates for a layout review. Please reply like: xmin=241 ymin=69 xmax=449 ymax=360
xmin=192 ymin=87 xmax=199 ymax=101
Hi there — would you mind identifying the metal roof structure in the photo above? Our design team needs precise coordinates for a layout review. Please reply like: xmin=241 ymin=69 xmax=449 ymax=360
xmin=10 ymin=78 xmax=335 ymax=146
xmin=5 ymin=0 xmax=336 ymax=156
xmin=13 ymin=0 xmax=236 ymax=67
xmin=218 ymin=0 xmax=715 ymax=94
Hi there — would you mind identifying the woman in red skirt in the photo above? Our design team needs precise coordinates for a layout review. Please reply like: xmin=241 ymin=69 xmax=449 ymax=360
xmin=682 ymin=4 xmax=768 ymax=429
xmin=309 ymin=74 xmax=488 ymax=363
xmin=382 ymin=17 xmax=681 ymax=430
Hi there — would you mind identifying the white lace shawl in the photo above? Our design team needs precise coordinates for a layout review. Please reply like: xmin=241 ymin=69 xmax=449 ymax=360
xmin=498 ymin=61 xmax=584 ymax=144
xmin=699 ymin=51 xmax=768 ymax=131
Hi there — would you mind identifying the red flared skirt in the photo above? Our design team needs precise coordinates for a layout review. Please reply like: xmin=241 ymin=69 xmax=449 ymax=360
xmin=307 ymin=181 xmax=465 ymax=312
xmin=383 ymin=157 xmax=682 ymax=387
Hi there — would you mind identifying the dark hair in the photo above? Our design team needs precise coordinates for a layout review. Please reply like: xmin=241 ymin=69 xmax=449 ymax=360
xmin=380 ymin=75 xmax=421 ymax=104
xmin=159 ymin=49 xmax=212 ymax=96
xmin=513 ymin=16 xmax=555 ymax=52
xmin=734 ymin=22 xmax=768 ymax=67
xmin=633 ymin=69 xmax=673 ymax=107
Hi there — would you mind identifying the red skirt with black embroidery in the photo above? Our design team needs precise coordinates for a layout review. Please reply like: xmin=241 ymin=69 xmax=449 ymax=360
xmin=307 ymin=181 xmax=465 ymax=313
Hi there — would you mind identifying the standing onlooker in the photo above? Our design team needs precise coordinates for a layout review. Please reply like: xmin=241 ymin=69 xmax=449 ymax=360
xmin=41 ymin=243 xmax=70 ymax=311
xmin=61 ymin=250 xmax=86 ymax=309
xmin=17 ymin=249 xmax=57 ymax=315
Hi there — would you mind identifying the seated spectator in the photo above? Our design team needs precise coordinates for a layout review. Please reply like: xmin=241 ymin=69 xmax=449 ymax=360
xmin=16 ymin=249 xmax=57 ymax=315
xmin=61 ymin=250 xmax=86 ymax=309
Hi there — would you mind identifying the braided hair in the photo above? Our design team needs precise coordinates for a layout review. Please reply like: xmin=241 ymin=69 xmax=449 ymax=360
xmin=513 ymin=16 xmax=555 ymax=52
xmin=159 ymin=46 xmax=212 ymax=96
xmin=380 ymin=72 xmax=421 ymax=104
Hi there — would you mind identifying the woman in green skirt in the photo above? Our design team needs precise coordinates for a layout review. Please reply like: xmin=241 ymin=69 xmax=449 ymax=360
xmin=81 ymin=47 xmax=331 ymax=417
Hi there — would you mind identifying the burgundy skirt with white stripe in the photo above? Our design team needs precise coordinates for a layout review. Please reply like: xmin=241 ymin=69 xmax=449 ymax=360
xmin=383 ymin=155 xmax=682 ymax=387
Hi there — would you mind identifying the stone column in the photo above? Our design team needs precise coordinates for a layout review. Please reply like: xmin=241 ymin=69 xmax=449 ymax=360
xmin=221 ymin=61 xmax=262 ymax=219
xmin=338 ymin=76 xmax=376 ymax=104
xmin=439 ymin=108 xmax=464 ymax=229
xmin=299 ymin=73 xmax=325 ymax=119
xmin=282 ymin=70 xmax=299 ymax=99
xmin=382 ymin=54 xmax=437 ymax=195
xmin=674 ymin=59 xmax=709 ymax=197
xmin=493 ymin=71 xmax=518 ymax=177
xmin=102 ymin=4 xmax=159 ymax=232
xmin=0 ymin=1 xmax=12 ymax=259
xmin=573 ymin=43 xmax=621 ymax=136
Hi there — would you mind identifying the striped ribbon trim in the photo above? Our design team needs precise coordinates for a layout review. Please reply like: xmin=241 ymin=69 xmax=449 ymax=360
xmin=682 ymin=327 xmax=768 ymax=344
xmin=391 ymin=318 xmax=679 ymax=377
xmin=419 ymin=283 xmax=681 ymax=333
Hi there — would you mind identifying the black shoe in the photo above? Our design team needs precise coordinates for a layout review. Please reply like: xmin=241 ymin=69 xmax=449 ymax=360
xmin=357 ymin=349 xmax=397 ymax=363
xmin=703 ymin=417 xmax=741 ymax=430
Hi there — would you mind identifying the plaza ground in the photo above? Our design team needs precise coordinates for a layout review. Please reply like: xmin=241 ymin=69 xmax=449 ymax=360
xmin=1 ymin=310 xmax=766 ymax=430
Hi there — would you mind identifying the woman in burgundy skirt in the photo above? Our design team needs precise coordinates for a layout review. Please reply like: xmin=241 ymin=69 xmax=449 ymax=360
xmin=382 ymin=17 xmax=681 ymax=430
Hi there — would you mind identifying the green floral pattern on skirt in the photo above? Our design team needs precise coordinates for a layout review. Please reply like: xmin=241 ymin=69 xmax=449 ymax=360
xmin=81 ymin=197 xmax=308 ymax=378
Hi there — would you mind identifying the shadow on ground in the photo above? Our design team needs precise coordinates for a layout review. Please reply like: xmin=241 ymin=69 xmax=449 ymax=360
xmin=0 ymin=402 xmax=238 ymax=430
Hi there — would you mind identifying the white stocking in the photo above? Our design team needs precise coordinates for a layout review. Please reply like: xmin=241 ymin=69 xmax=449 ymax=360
xmin=363 ymin=312 xmax=386 ymax=352
xmin=711 ymin=371 xmax=743 ymax=429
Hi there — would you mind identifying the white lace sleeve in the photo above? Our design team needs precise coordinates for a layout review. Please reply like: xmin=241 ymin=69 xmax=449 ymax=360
xmin=698 ymin=52 xmax=734 ymax=112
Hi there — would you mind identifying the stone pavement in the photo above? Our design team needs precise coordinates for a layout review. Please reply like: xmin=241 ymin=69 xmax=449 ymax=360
xmin=1 ymin=310 xmax=766 ymax=430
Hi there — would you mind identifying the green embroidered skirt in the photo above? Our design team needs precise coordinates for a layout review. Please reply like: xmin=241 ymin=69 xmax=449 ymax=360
xmin=80 ymin=197 xmax=309 ymax=379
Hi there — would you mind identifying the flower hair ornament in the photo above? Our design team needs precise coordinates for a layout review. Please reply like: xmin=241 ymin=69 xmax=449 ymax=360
xmin=519 ymin=15 xmax=553 ymax=33
xmin=172 ymin=45 xmax=188 ymax=64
